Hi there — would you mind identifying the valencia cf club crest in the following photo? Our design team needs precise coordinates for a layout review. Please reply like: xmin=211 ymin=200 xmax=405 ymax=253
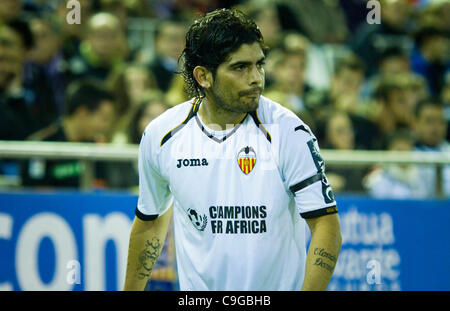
xmin=237 ymin=146 xmax=257 ymax=175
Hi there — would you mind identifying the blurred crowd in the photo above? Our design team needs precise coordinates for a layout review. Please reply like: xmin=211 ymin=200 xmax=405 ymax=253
xmin=0 ymin=0 xmax=449 ymax=197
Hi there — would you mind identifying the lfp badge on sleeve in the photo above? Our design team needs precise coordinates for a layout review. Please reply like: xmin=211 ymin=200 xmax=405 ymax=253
xmin=237 ymin=146 xmax=256 ymax=175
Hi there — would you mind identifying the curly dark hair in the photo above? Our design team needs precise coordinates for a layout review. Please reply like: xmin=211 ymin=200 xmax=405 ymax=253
xmin=180 ymin=8 xmax=267 ymax=98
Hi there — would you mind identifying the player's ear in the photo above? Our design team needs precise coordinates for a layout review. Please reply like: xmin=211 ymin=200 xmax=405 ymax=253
xmin=193 ymin=66 xmax=213 ymax=90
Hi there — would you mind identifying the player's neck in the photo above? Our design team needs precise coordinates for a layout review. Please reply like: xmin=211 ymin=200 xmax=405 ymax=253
xmin=198 ymin=96 xmax=247 ymax=130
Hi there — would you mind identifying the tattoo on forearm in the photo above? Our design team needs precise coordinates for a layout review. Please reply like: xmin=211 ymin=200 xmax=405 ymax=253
xmin=313 ymin=248 xmax=337 ymax=273
xmin=313 ymin=258 xmax=334 ymax=272
xmin=314 ymin=248 xmax=337 ymax=263
xmin=136 ymin=238 xmax=162 ymax=280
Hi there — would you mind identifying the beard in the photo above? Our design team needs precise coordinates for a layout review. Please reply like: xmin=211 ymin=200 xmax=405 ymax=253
xmin=211 ymin=85 xmax=262 ymax=114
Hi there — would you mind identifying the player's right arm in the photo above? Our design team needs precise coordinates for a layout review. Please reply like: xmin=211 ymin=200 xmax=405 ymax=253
xmin=123 ymin=207 xmax=172 ymax=291
xmin=123 ymin=126 xmax=173 ymax=290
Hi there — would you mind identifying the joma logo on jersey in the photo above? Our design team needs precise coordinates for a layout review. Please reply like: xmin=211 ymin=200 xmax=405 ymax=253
xmin=177 ymin=158 xmax=209 ymax=168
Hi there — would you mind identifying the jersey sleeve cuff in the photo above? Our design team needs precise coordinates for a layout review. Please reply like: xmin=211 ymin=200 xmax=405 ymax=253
xmin=135 ymin=206 xmax=159 ymax=221
xmin=300 ymin=205 xmax=338 ymax=219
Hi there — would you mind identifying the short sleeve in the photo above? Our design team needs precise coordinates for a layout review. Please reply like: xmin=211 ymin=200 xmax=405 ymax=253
xmin=279 ymin=121 xmax=337 ymax=219
xmin=136 ymin=130 xmax=173 ymax=220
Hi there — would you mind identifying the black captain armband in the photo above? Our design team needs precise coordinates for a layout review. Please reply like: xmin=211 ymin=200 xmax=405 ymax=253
xmin=135 ymin=206 xmax=159 ymax=221
xmin=289 ymin=171 xmax=324 ymax=194
xmin=300 ymin=206 xmax=338 ymax=219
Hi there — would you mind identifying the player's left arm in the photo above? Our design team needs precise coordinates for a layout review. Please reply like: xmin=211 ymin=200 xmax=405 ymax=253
xmin=301 ymin=213 xmax=342 ymax=291
xmin=275 ymin=113 xmax=342 ymax=290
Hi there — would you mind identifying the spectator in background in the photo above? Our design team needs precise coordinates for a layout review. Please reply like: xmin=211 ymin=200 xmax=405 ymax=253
xmin=351 ymin=0 xmax=414 ymax=76
xmin=99 ymin=0 xmax=130 ymax=31
xmin=106 ymin=64 xmax=158 ymax=115
xmin=307 ymin=54 xmax=366 ymax=116
xmin=66 ymin=12 xmax=128 ymax=83
xmin=415 ymin=98 xmax=448 ymax=149
xmin=339 ymin=0 xmax=371 ymax=34
xmin=124 ymin=0 xmax=154 ymax=18
xmin=327 ymin=55 xmax=365 ymax=115
xmin=264 ymin=33 xmax=312 ymax=113
xmin=21 ymin=79 xmax=116 ymax=188
xmin=55 ymin=0 xmax=94 ymax=60
xmin=364 ymin=129 xmax=422 ymax=198
xmin=279 ymin=0 xmax=349 ymax=44
xmin=149 ymin=18 xmax=187 ymax=92
xmin=0 ymin=0 xmax=23 ymax=23
xmin=24 ymin=16 xmax=66 ymax=131
xmin=0 ymin=20 xmax=35 ymax=181
xmin=0 ymin=21 xmax=36 ymax=141
xmin=107 ymin=91 xmax=169 ymax=189
xmin=165 ymin=72 xmax=190 ymax=107
xmin=22 ymin=0 xmax=55 ymax=15
xmin=416 ymin=0 xmax=450 ymax=34
xmin=240 ymin=1 xmax=324 ymax=90
xmin=60 ymin=79 xmax=116 ymax=144
xmin=441 ymin=73 xmax=450 ymax=141
xmin=240 ymin=1 xmax=283 ymax=50
xmin=373 ymin=73 xmax=427 ymax=138
xmin=377 ymin=45 xmax=411 ymax=76
xmin=411 ymin=24 xmax=449 ymax=96
xmin=318 ymin=111 xmax=366 ymax=193
xmin=112 ymin=90 xmax=169 ymax=145
xmin=361 ymin=46 xmax=411 ymax=99
xmin=307 ymin=54 xmax=381 ymax=149
xmin=426 ymin=2 xmax=450 ymax=129
xmin=322 ymin=111 xmax=356 ymax=150
xmin=128 ymin=92 xmax=169 ymax=144
xmin=414 ymin=98 xmax=450 ymax=198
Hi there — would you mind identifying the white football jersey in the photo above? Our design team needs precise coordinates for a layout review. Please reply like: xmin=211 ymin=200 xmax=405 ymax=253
xmin=136 ymin=96 xmax=337 ymax=290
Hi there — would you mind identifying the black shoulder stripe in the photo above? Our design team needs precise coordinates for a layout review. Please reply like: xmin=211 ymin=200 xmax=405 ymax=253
xmin=294 ymin=124 xmax=312 ymax=136
xmin=300 ymin=205 xmax=338 ymax=219
xmin=289 ymin=171 xmax=323 ymax=194
xmin=160 ymin=98 xmax=201 ymax=146
xmin=249 ymin=111 xmax=271 ymax=143
xmin=135 ymin=207 xmax=158 ymax=221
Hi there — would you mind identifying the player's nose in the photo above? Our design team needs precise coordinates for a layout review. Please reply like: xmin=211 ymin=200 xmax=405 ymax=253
xmin=248 ymin=64 xmax=263 ymax=87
